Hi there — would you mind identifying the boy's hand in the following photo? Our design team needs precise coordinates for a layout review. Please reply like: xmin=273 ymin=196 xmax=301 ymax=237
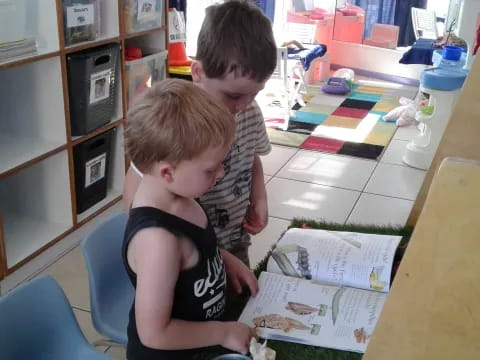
xmin=243 ymin=198 xmax=268 ymax=235
xmin=221 ymin=322 xmax=253 ymax=354
xmin=221 ymin=249 xmax=258 ymax=296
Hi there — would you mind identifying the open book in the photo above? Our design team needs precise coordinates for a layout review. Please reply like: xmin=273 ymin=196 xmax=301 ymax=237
xmin=238 ymin=228 xmax=402 ymax=353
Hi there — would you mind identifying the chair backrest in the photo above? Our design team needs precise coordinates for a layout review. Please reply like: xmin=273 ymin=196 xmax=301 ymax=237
xmin=81 ymin=212 xmax=134 ymax=343
xmin=371 ymin=24 xmax=399 ymax=41
xmin=285 ymin=21 xmax=317 ymax=44
xmin=411 ymin=7 xmax=438 ymax=40
xmin=0 ymin=276 xmax=90 ymax=359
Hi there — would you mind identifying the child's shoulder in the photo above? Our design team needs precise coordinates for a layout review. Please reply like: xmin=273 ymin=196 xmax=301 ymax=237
xmin=238 ymin=100 xmax=263 ymax=121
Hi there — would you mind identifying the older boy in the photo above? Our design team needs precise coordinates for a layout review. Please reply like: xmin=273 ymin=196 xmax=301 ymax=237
xmin=124 ymin=0 xmax=277 ymax=268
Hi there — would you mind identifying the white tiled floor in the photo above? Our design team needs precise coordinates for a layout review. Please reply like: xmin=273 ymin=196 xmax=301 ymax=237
xmin=364 ymin=162 xmax=426 ymax=200
xmin=5 ymin=123 xmax=426 ymax=360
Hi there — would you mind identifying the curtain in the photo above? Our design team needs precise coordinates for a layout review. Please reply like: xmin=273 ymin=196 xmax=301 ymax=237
xmin=254 ymin=0 xmax=276 ymax=22
xmin=348 ymin=0 xmax=396 ymax=38
xmin=394 ymin=0 xmax=427 ymax=46
xmin=169 ymin=0 xmax=186 ymax=13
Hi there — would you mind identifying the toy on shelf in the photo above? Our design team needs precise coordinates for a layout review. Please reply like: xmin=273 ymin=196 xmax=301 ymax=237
xmin=382 ymin=97 xmax=429 ymax=127
xmin=321 ymin=77 xmax=350 ymax=94
xmin=321 ymin=68 xmax=354 ymax=95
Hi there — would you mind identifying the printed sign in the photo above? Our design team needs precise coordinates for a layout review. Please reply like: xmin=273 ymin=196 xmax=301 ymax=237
xmin=168 ymin=10 xmax=186 ymax=43
xmin=89 ymin=69 xmax=111 ymax=104
xmin=66 ymin=4 xmax=95 ymax=28
xmin=85 ymin=153 xmax=106 ymax=188
xmin=137 ymin=0 xmax=157 ymax=23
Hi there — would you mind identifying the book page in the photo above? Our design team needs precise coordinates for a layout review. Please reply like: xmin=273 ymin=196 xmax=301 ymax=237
xmin=239 ymin=272 xmax=387 ymax=353
xmin=267 ymin=228 xmax=401 ymax=292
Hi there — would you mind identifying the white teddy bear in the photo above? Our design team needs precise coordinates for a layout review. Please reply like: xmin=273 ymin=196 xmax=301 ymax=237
xmin=383 ymin=97 xmax=428 ymax=126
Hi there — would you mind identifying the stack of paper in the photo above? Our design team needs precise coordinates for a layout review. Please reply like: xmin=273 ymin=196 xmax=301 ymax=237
xmin=0 ymin=38 xmax=37 ymax=61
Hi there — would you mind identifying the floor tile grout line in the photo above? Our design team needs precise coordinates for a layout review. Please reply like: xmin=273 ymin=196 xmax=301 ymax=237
xmin=270 ymin=175 xmax=365 ymax=194
xmin=345 ymin=156 xmax=382 ymax=224
xmin=361 ymin=191 xmax=418 ymax=202
xmin=266 ymin=147 xmax=300 ymax=179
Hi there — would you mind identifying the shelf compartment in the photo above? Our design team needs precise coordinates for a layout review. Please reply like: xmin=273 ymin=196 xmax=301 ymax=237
xmin=63 ymin=0 xmax=119 ymax=49
xmin=125 ymin=50 xmax=167 ymax=108
xmin=66 ymin=43 xmax=121 ymax=136
xmin=70 ymin=64 xmax=124 ymax=143
xmin=77 ymin=124 xmax=125 ymax=222
xmin=0 ymin=0 xmax=59 ymax=66
xmin=0 ymin=56 xmax=67 ymax=175
xmin=123 ymin=0 xmax=164 ymax=35
xmin=0 ymin=151 xmax=73 ymax=269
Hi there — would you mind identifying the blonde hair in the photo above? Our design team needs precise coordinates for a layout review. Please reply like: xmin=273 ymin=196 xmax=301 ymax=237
xmin=125 ymin=79 xmax=235 ymax=173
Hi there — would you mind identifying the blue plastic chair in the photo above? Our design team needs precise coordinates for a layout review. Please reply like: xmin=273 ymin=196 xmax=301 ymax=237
xmin=0 ymin=275 xmax=114 ymax=360
xmin=81 ymin=212 xmax=134 ymax=347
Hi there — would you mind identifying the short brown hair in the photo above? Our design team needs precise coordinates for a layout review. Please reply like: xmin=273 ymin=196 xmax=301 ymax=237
xmin=125 ymin=79 xmax=235 ymax=174
xmin=196 ymin=0 xmax=277 ymax=82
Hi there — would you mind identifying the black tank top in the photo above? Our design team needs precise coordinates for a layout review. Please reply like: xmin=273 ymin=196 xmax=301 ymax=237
xmin=122 ymin=206 xmax=227 ymax=360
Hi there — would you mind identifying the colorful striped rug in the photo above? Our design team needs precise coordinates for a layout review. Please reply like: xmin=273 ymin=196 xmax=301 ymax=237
xmin=263 ymin=82 xmax=416 ymax=160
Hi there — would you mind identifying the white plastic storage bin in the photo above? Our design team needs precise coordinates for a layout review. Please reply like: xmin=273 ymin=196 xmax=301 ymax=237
xmin=125 ymin=50 xmax=167 ymax=108
xmin=62 ymin=0 xmax=100 ymax=46
xmin=0 ymin=151 xmax=73 ymax=268
xmin=124 ymin=0 xmax=164 ymax=34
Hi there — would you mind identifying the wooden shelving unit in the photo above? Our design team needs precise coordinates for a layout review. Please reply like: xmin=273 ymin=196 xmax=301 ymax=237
xmin=0 ymin=0 xmax=169 ymax=277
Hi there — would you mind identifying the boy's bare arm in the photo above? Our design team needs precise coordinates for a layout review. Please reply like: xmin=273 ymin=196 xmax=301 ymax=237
xmin=123 ymin=167 xmax=142 ymax=213
xmin=243 ymin=154 xmax=268 ymax=234
xmin=220 ymin=248 xmax=258 ymax=295
xmin=132 ymin=228 xmax=252 ymax=353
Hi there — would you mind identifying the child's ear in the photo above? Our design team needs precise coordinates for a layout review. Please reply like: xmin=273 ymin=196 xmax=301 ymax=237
xmin=191 ymin=60 xmax=204 ymax=83
xmin=152 ymin=162 xmax=175 ymax=183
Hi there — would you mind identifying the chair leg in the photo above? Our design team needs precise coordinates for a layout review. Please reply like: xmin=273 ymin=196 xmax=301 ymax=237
xmin=93 ymin=338 xmax=126 ymax=348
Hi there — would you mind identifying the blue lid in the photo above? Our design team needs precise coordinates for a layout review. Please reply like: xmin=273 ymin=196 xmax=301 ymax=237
xmin=420 ymin=67 xmax=467 ymax=90
xmin=432 ymin=49 xmax=467 ymax=68
xmin=442 ymin=45 xmax=462 ymax=61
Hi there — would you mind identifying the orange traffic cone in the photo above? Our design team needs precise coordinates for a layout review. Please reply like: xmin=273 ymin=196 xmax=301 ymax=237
xmin=168 ymin=8 xmax=192 ymax=66
xmin=168 ymin=42 xmax=192 ymax=66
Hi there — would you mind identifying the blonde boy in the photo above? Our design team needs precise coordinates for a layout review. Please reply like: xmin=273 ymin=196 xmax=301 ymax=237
xmin=123 ymin=79 xmax=257 ymax=359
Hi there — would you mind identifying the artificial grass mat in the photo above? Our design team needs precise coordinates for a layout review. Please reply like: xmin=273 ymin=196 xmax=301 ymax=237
xmin=194 ymin=219 xmax=413 ymax=360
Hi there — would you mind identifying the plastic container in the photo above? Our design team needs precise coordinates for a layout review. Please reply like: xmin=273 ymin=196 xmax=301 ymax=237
xmin=124 ymin=0 xmax=164 ymax=34
xmin=67 ymin=43 xmax=120 ymax=135
xmin=73 ymin=129 xmax=113 ymax=214
xmin=0 ymin=0 xmax=26 ymax=43
xmin=403 ymin=49 xmax=468 ymax=169
xmin=63 ymin=0 xmax=99 ymax=46
xmin=442 ymin=45 xmax=462 ymax=61
xmin=125 ymin=50 xmax=167 ymax=108
xmin=421 ymin=46 xmax=468 ymax=91
xmin=432 ymin=49 xmax=467 ymax=68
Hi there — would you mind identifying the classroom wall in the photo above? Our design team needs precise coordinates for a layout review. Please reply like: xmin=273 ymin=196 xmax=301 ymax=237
xmin=329 ymin=40 xmax=425 ymax=81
